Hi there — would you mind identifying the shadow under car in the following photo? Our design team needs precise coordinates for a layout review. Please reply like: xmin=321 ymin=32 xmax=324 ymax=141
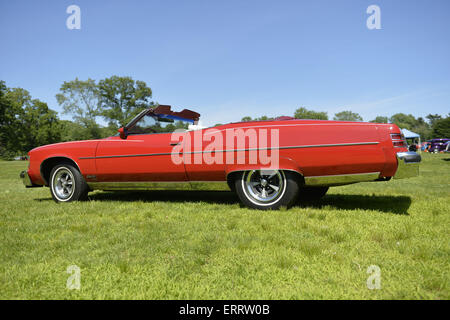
xmin=36 ymin=190 xmax=412 ymax=215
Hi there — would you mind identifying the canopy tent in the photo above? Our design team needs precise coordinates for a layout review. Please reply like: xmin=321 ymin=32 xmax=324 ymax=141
xmin=401 ymin=128 xmax=420 ymax=139
xmin=401 ymin=128 xmax=421 ymax=152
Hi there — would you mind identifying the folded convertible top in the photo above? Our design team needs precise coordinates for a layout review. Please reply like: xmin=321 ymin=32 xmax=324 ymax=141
xmin=153 ymin=105 xmax=200 ymax=122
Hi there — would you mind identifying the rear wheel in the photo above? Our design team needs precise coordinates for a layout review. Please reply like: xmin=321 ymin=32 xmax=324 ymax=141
xmin=234 ymin=170 xmax=300 ymax=210
xmin=298 ymin=186 xmax=329 ymax=202
xmin=49 ymin=163 xmax=89 ymax=203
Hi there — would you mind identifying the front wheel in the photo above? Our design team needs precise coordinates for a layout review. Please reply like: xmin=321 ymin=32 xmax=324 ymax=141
xmin=49 ymin=163 xmax=89 ymax=203
xmin=234 ymin=170 xmax=300 ymax=210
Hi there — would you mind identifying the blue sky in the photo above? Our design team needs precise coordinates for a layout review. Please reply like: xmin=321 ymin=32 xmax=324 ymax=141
xmin=1 ymin=0 xmax=449 ymax=126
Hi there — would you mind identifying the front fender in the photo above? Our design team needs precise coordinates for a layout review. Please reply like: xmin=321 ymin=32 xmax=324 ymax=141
xmin=28 ymin=140 xmax=99 ymax=185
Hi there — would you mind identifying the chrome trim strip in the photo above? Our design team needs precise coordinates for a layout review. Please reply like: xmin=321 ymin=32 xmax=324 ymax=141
xmin=79 ymin=142 xmax=379 ymax=160
xmin=88 ymin=172 xmax=382 ymax=190
xmin=81 ymin=152 xmax=173 ymax=160
xmin=87 ymin=181 xmax=229 ymax=191
xmin=304 ymin=172 xmax=381 ymax=187
xmin=210 ymin=122 xmax=380 ymax=134
xmin=278 ymin=142 xmax=379 ymax=150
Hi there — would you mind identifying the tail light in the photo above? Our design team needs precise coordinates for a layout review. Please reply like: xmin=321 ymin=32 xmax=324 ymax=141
xmin=391 ymin=133 xmax=407 ymax=148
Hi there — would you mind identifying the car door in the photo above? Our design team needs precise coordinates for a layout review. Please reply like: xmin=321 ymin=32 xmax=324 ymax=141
xmin=183 ymin=128 xmax=228 ymax=181
xmin=94 ymin=132 xmax=187 ymax=183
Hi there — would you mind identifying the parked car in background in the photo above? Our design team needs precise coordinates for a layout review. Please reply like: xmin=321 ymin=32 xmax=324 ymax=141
xmin=444 ymin=141 xmax=450 ymax=153
xmin=429 ymin=139 xmax=450 ymax=153
xmin=20 ymin=105 xmax=421 ymax=210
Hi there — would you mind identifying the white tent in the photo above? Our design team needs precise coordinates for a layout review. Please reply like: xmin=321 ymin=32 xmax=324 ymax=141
xmin=401 ymin=128 xmax=420 ymax=139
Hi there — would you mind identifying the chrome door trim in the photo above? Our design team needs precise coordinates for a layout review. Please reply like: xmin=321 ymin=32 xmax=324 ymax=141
xmin=88 ymin=172 xmax=382 ymax=190
xmin=87 ymin=181 xmax=229 ymax=191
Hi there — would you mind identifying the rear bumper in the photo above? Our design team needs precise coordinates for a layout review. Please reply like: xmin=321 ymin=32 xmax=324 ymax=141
xmin=393 ymin=152 xmax=421 ymax=179
xmin=20 ymin=170 xmax=42 ymax=188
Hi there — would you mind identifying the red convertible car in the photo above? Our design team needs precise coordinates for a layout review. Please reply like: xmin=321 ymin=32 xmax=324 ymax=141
xmin=21 ymin=105 xmax=421 ymax=210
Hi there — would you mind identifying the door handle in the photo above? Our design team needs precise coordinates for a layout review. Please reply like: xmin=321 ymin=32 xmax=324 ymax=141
xmin=170 ymin=142 xmax=181 ymax=146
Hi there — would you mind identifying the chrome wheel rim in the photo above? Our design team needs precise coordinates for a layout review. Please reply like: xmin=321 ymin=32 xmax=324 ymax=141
xmin=52 ymin=167 xmax=75 ymax=201
xmin=243 ymin=170 xmax=286 ymax=205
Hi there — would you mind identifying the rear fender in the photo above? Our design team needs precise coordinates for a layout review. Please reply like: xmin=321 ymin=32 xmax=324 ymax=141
xmin=225 ymin=155 xmax=304 ymax=179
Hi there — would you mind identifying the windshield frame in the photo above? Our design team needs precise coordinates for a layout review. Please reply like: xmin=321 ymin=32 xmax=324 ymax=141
xmin=124 ymin=109 xmax=150 ymax=129
xmin=126 ymin=110 xmax=196 ymax=136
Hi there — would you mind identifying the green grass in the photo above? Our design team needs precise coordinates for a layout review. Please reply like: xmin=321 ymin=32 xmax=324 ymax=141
xmin=0 ymin=154 xmax=449 ymax=299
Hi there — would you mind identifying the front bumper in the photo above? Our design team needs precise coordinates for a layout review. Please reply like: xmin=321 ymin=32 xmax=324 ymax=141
xmin=393 ymin=152 xmax=421 ymax=179
xmin=20 ymin=170 xmax=42 ymax=188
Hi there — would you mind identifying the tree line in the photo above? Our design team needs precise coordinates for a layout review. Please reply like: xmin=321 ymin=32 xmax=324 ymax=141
xmin=1 ymin=76 xmax=449 ymax=159
xmin=241 ymin=108 xmax=450 ymax=141
xmin=1 ymin=76 xmax=154 ymax=159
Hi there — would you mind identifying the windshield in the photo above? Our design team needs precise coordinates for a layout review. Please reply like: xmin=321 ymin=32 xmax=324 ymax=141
xmin=125 ymin=109 xmax=149 ymax=129
xmin=127 ymin=113 xmax=190 ymax=134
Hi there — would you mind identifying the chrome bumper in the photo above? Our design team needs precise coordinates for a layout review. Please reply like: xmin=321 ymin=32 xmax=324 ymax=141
xmin=394 ymin=152 xmax=421 ymax=179
xmin=20 ymin=170 xmax=42 ymax=188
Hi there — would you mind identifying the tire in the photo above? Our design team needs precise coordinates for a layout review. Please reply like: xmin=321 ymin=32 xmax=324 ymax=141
xmin=49 ymin=163 xmax=89 ymax=203
xmin=227 ymin=179 xmax=236 ymax=193
xmin=298 ymin=186 xmax=329 ymax=202
xmin=234 ymin=170 xmax=300 ymax=210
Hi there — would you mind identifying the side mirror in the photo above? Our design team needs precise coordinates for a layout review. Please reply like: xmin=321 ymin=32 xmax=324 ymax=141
xmin=118 ymin=127 xmax=127 ymax=139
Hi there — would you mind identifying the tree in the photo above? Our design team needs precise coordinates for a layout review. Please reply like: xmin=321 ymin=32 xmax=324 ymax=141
xmin=255 ymin=115 xmax=273 ymax=121
xmin=20 ymin=99 xmax=62 ymax=152
xmin=1 ymin=82 xmax=62 ymax=157
xmin=1 ymin=87 xmax=32 ymax=156
xmin=412 ymin=117 xmax=432 ymax=140
xmin=0 ymin=81 xmax=22 ymax=157
xmin=333 ymin=110 xmax=363 ymax=122
xmin=59 ymin=120 xmax=92 ymax=141
xmin=369 ymin=116 xmax=389 ymax=123
xmin=389 ymin=113 xmax=417 ymax=130
xmin=294 ymin=107 xmax=328 ymax=120
xmin=97 ymin=76 xmax=153 ymax=128
xmin=426 ymin=114 xmax=442 ymax=127
xmin=432 ymin=117 xmax=450 ymax=138
xmin=388 ymin=113 xmax=436 ymax=140
xmin=241 ymin=115 xmax=274 ymax=121
xmin=56 ymin=78 xmax=102 ymax=139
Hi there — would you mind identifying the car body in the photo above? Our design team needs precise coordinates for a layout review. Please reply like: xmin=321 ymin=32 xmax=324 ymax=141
xmin=429 ymin=138 xmax=450 ymax=153
xmin=21 ymin=105 xmax=421 ymax=209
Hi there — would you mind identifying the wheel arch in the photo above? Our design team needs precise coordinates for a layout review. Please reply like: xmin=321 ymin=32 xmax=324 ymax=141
xmin=225 ymin=156 xmax=305 ymax=185
xmin=226 ymin=168 xmax=304 ymax=185
xmin=40 ymin=156 xmax=82 ymax=186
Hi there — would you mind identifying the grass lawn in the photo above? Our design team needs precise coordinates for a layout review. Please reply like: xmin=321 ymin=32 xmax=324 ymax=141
xmin=0 ymin=153 xmax=449 ymax=299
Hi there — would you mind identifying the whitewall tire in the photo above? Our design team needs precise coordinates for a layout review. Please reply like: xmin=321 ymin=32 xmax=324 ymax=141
xmin=49 ymin=163 xmax=89 ymax=203
xmin=234 ymin=170 xmax=300 ymax=210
